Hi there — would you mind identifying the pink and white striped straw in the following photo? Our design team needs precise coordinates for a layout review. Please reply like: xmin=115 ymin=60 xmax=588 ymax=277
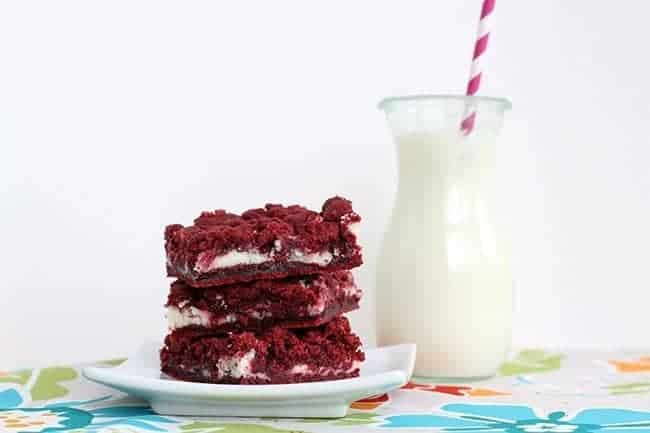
xmin=460 ymin=0 xmax=496 ymax=135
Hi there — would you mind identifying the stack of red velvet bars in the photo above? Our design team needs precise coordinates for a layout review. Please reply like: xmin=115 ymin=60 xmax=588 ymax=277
xmin=160 ymin=197 xmax=365 ymax=384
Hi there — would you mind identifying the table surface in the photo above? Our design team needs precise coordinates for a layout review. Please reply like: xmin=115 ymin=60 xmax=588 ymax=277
xmin=2 ymin=349 xmax=650 ymax=432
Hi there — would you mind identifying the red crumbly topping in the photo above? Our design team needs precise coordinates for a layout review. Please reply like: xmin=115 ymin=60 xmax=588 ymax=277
xmin=165 ymin=196 xmax=362 ymax=287
xmin=160 ymin=316 xmax=365 ymax=384
xmin=167 ymin=271 xmax=361 ymax=331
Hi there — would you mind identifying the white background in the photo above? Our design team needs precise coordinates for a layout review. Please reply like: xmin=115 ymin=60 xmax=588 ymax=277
xmin=2 ymin=1 xmax=650 ymax=370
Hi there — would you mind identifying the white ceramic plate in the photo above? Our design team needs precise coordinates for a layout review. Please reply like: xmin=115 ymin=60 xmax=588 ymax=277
xmin=82 ymin=342 xmax=415 ymax=418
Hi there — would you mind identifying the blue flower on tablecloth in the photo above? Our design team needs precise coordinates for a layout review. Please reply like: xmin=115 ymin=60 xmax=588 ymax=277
xmin=383 ymin=403 xmax=650 ymax=432
xmin=0 ymin=387 xmax=177 ymax=432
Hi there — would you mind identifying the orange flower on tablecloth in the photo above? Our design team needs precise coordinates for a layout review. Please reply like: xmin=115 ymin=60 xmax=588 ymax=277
xmin=609 ymin=356 xmax=650 ymax=373
xmin=351 ymin=393 xmax=389 ymax=410
xmin=465 ymin=388 xmax=510 ymax=397
xmin=401 ymin=382 xmax=434 ymax=391
xmin=401 ymin=382 xmax=509 ymax=397
xmin=0 ymin=372 xmax=8 ymax=377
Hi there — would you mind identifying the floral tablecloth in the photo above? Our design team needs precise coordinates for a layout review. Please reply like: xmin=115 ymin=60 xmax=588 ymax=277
xmin=2 ymin=349 xmax=650 ymax=432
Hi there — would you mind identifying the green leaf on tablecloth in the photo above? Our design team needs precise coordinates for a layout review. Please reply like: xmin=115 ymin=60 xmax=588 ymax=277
xmin=301 ymin=411 xmax=379 ymax=426
xmin=499 ymin=349 xmax=564 ymax=376
xmin=30 ymin=366 xmax=78 ymax=401
xmin=332 ymin=412 xmax=380 ymax=426
xmin=181 ymin=421 xmax=222 ymax=431
xmin=0 ymin=369 xmax=32 ymax=385
xmin=97 ymin=358 xmax=127 ymax=367
xmin=181 ymin=422 xmax=309 ymax=433
xmin=606 ymin=381 xmax=650 ymax=395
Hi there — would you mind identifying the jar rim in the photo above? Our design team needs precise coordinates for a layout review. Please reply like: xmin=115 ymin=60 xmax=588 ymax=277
xmin=378 ymin=94 xmax=512 ymax=111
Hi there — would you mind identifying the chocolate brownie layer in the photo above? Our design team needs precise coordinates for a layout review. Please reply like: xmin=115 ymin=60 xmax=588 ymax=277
xmin=160 ymin=316 xmax=364 ymax=384
xmin=165 ymin=197 xmax=362 ymax=287
xmin=166 ymin=271 xmax=361 ymax=332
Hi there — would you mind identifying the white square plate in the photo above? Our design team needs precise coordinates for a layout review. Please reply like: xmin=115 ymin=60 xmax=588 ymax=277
xmin=82 ymin=342 xmax=415 ymax=418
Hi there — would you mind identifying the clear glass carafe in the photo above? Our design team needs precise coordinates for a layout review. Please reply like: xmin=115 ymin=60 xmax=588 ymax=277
xmin=376 ymin=95 xmax=512 ymax=379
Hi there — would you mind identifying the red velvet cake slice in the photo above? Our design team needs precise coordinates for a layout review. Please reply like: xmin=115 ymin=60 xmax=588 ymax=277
xmin=160 ymin=316 xmax=364 ymax=384
xmin=166 ymin=271 xmax=361 ymax=332
xmin=165 ymin=196 xmax=362 ymax=287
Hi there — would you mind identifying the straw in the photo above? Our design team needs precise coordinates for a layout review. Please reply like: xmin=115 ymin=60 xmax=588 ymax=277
xmin=461 ymin=0 xmax=495 ymax=135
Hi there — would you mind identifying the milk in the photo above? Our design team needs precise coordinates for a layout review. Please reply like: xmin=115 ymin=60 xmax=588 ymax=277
xmin=376 ymin=130 xmax=512 ymax=379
